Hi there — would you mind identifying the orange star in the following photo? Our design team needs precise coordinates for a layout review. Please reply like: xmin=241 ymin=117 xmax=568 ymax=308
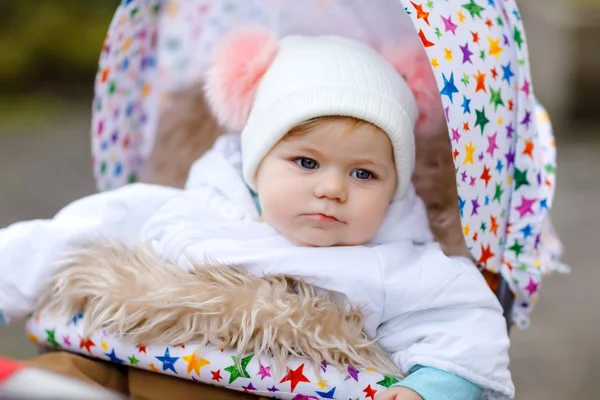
xmin=490 ymin=216 xmax=499 ymax=236
xmin=280 ymin=364 xmax=311 ymax=392
xmin=148 ymin=363 xmax=159 ymax=372
xmin=490 ymin=67 xmax=498 ymax=80
xmin=101 ymin=68 xmax=110 ymax=83
xmin=418 ymin=29 xmax=435 ymax=47
xmin=506 ymin=222 xmax=513 ymax=235
xmin=474 ymin=70 xmax=487 ymax=93
xmin=411 ymin=1 xmax=430 ymax=25
xmin=363 ymin=384 xmax=378 ymax=400
xmin=453 ymin=149 xmax=460 ymax=161
xmin=480 ymin=165 xmax=492 ymax=187
xmin=485 ymin=18 xmax=494 ymax=28
xmin=508 ymin=99 xmax=514 ymax=111
xmin=175 ymin=343 xmax=186 ymax=349
xmin=522 ymin=139 xmax=535 ymax=159
xmin=463 ymin=122 xmax=470 ymax=131
xmin=478 ymin=244 xmax=495 ymax=267
xmin=471 ymin=31 xmax=480 ymax=44
xmin=457 ymin=10 xmax=466 ymax=23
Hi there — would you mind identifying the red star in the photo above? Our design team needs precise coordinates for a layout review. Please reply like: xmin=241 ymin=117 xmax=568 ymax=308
xmin=508 ymin=99 xmax=514 ymax=111
xmin=453 ymin=149 xmax=460 ymax=161
xmin=490 ymin=67 xmax=498 ymax=80
xmin=363 ymin=384 xmax=378 ymax=400
xmin=490 ymin=216 xmax=499 ymax=236
xmin=463 ymin=122 xmax=470 ymax=131
xmin=522 ymin=139 xmax=534 ymax=159
xmin=485 ymin=18 xmax=494 ymax=28
xmin=506 ymin=222 xmax=513 ymax=235
xmin=480 ymin=165 xmax=492 ymax=187
xmin=474 ymin=70 xmax=487 ymax=93
xmin=136 ymin=344 xmax=147 ymax=354
xmin=79 ymin=338 xmax=96 ymax=353
xmin=411 ymin=1 xmax=430 ymax=25
xmin=471 ymin=31 xmax=480 ymax=43
xmin=122 ymin=134 xmax=131 ymax=149
xmin=175 ymin=343 xmax=186 ymax=349
xmin=545 ymin=178 xmax=552 ymax=187
xmin=478 ymin=243 xmax=495 ymax=267
xmin=280 ymin=364 xmax=311 ymax=392
xmin=101 ymin=68 xmax=110 ymax=83
xmin=418 ymin=29 xmax=435 ymax=47
xmin=211 ymin=369 xmax=223 ymax=382
xmin=472 ymin=232 xmax=479 ymax=242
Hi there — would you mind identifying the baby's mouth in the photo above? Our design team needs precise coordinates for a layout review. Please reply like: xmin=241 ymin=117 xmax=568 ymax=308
xmin=304 ymin=213 xmax=342 ymax=224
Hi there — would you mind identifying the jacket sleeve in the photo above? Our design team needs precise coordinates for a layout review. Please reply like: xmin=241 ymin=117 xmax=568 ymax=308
xmin=0 ymin=183 xmax=181 ymax=324
xmin=375 ymin=243 xmax=515 ymax=399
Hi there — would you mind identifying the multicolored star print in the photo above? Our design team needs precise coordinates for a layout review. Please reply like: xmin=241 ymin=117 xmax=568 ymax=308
xmin=91 ymin=0 xmax=562 ymax=333
xmin=27 ymin=312 xmax=404 ymax=399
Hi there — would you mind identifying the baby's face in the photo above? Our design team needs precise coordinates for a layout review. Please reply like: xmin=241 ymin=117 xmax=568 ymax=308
xmin=255 ymin=118 xmax=397 ymax=247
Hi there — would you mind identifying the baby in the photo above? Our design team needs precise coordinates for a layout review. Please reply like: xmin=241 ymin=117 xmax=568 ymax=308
xmin=0 ymin=29 xmax=514 ymax=399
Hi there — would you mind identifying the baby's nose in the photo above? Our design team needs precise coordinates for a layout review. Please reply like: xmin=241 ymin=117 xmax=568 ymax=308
xmin=314 ymin=172 xmax=347 ymax=202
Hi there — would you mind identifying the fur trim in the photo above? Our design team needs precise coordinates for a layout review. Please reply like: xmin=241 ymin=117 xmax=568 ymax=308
xmin=380 ymin=40 xmax=446 ymax=137
xmin=37 ymin=240 xmax=401 ymax=377
xmin=204 ymin=26 xmax=279 ymax=132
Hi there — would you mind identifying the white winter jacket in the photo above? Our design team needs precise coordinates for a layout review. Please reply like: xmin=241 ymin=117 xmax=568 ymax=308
xmin=0 ymin=134 xmax=514 ymax=398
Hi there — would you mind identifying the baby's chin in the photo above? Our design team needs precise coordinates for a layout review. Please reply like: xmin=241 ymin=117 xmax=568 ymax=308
xmin=282 ymin=229 xmax=370 ymax=247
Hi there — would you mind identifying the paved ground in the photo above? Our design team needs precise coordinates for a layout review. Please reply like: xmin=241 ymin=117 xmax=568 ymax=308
xmin=0 ymin=111 xmax=598 ymax=399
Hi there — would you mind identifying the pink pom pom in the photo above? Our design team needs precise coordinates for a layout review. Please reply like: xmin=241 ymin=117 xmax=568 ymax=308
xmin=380 ymin=40 xmax=446 ymax=137
xmin=205 ymin=26 xmax=279 ymax=132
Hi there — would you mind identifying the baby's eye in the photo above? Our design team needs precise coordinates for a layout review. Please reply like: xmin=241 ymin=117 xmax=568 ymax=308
xmin=351 ymin=169 xmax=374 ymax=180
xmin=294 ymin=157 xmax=319 ymax=170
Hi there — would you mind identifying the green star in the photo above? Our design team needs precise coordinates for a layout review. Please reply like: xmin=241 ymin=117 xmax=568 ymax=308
xmin=500 ymin=209 xmax=506 ymax=219
xmin=100 ymin=161 xmax=107 ymax=175
xmin=404 ymin=7 xmax=411 ymax=15
xmin=127 ymin=173 xmax=137 ymax=184
xmin=426 ymin=0 xmax=435 ymax=8
xmin=376 ymin=375 xmax=400 ymax=388
xmin=496 ymin=16 xmax=503 ymax=26
xmin=493 ymin=183 xmax=504 ymax=203
xmin=518 ymin=58 xmax=525 ymax=66
xmin=514 ymin=167 xmax=530 ymax=190
xmin=545 ymin=163 xmax=556 ymax=174
xmin=434 ymin=27 xmax=443 ymax=39
xmin=489 ymin=86 xmax=505 ymax=111
xmin=518 ymin=264 xmax=528 ymax=271
xmin=461 ymin=72 xmax=470 ymax=86
xmin=474 ymin=107 xmax=490 ymax=134
xmin=130 ymin=7 xmax=139 ymax=18
xmin=480 ymin=49 xmax=486 ymax=60
xmin=152 ymin=3 xmax=161 ymax=14
xmin=462 ymin=0 xmax=485 ymax=19
xmin=480 ymin=222 xmax=487 ymax=232
xmin=108 ymin=81 xmax=116 ymax=94
xmin=509 ymin=240 xmax=524 ymax=258
xmin=513 ymin=26 xmax=524 ymax=49
xmin=224 ymin=354 xmax=253 ymax=384
xmin=128 ymin=355 xmax=139 ymax=365
xmin=45 ymin=329 xmax=60 ymax=348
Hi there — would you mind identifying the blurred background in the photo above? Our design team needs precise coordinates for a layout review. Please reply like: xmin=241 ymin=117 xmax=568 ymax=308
xmin=0 ymin=1 xmax=598 ymax=399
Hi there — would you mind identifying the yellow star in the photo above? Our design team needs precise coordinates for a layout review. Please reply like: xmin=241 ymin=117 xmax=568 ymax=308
xmin=317 ymin=380 xmax=329 ymax=390
xmin=101 ymin=340 xmax=109 ymax=351
xmin=182 ymin=353 xmax=211 ymax=376
xmin=367 ymin=368 xmax=375 ymax=374
xmin=463 ymin=224 xmax=470 ymax=236
xmin=27 ymin=331 xmax=38 ymax=343
xmin=507 ymin=176 xmax=513 ymax=184
xmin=431 ymin=58 xmax=440 ymax=68
xmin=497 ymin=116 xmax=503 ymax=125
xmin=488 ymin=36 xmax=504 ymax=59
xmin=463 ymin=141 xmax=475 ymax=165
xmin=457 ymin=11 xmax=466 ymax=23
xmin=444 ymin=48 xmax=453 ymax=61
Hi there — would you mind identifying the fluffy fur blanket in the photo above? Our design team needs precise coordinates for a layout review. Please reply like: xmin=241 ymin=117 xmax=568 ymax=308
xmin=36 ymin=240 xmax=401 ymax=377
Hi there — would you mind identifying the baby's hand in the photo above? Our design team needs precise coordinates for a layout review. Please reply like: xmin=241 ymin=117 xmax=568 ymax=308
xmin=375 ymin=386 xmax=424 ymax=400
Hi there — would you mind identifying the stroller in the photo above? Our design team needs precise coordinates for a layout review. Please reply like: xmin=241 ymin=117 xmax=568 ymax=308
xmin=26 ymin=0 xmax=566 ymax=398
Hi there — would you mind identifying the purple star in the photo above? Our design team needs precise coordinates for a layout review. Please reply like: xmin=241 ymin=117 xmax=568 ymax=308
xmin=445 ymin=106 xmax=450 ymax=121
xmin=291 ymin=395 xmax=319 ymax=400
xmin=505 ymin=150 xmax=516 ymax=168
xmin=63 ymin=336 xmax=71 ymax=347
xmin=535 ymin=234 xmax=542 ymax=249
xmin=487 ymin=132 xmax=499 ymax=157
xmin=242 ymin=383 xmax=256 ymax=391
xmin=452 ymin=127 xmax=461 ymax=143
xmin=442 ymin=15 xmax=458 ymax=35
xmin=521 ymin=110 xmax=532 ymax=128
xmin=461 ymin=170 xmax=468 ymax=182
xmin=267 ymin=386 xmax=279 ymax=392
xmin=503 ymin=34 xmax=510 ymax=46
xmin=537 ymin=172 xmax=542 ymax=185
xmin=469 ymin=176 xmax=476 ymax=187
xmin=506 ymin=123 xmax=514 ymax=138
xmin=460 ymin=42 xmax=473 ymax=64
xmin=346 ymin=365 xmax=359 ymax=382
xmin=524 ymin=277 xmax=539 ymax=296
xmin=471 ymin=197 xmax=480 ymax=216
xmin=321 ymin=362 xmax=328 ymax=373
xmin=478 ymin=152 xmax=485 ymax=161
xmin=515 ymin=196 xmax=537 ymax=217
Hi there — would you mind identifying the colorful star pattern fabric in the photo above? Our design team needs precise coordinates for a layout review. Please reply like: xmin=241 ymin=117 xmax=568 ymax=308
xmin=91 ymin=0 xmax=563 ymax=332
xmin=27 ymin=312 xmax=405 ymax=399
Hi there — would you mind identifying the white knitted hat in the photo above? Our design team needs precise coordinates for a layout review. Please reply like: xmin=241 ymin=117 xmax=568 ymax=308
xmin=205 ymin=28 xmax=419 ymax=199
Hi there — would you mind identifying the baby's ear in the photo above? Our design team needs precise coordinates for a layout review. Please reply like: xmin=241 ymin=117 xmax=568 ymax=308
xmin=204 ymin=26 xmax=279 ymax=132
xmin=380 ymin=40 xmax=446 ymax=137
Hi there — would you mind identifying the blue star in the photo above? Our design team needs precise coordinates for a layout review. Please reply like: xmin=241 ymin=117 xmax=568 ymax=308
xmin=440 ymin=73 xmax=459 ymax=103
xmin=458 ymin=196 xmax=466 ymax=218
xmin=540 ymin=198 xmax=549 ymax=211
xmin=70 ymin=313 xmax=83 ymax=326
xmin=521 ymin=224 xmax=534 ymax=239
xmin=502 ymin=62 xmax=515 ymax=84
xmin=156 ymin=348 xmax=179 ymax=374
xmin=316 ymin=387 xmax=336 ymax=398
xmin=488 ymin=0 xmax=495 ymax=6
xmin=485 ymin=195 xmax=490 ymax=206
xmin=513 ymin=9 xmax=521 ymax=21
xmin=496 ymin=159 xmax=504 ymax=173
xmin=461 ymin=95 xmax=472 ymax=114
xmin=105 ymin=349 xmax=124 ymax=364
